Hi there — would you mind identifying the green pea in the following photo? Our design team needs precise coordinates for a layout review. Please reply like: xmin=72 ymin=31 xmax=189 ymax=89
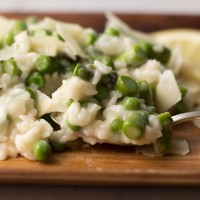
xmin=2 ymin=58 xmax=21 ymax=76
xmin=115 ymin=75 xmax=138 ymax=96
xmin=98 ymin=71 xmax=118 ymax=90
xmin=66 ymin=99 xmax=74 ymax=108
xmin=27 ymin=72 xmax=45 ymax=89
xmin=123 ymin=121 xmax=143 ymax=140
xmin=154 ymin=112 xmax=173 ymax=154
xmin=95 ymin=85 xmax=110 ymax=101
xmin=3 ymin=33 xmax=15 ymax=46
xmin=85 ymin=32 xmax=97 ymax=46
xmin=102 ymin=56 xmax=115 ymax=70
xmin=25 ymin=87 xmax=35 ymax=99
xmin=137 ymin=80 xmax=154 ymax=106
xmin=158 ymin=112 xmax=173 ymax=129
xmin=34 ymin=140 xmax=51 ymax=161
xmin=35 ymin=55 xmax=53 ymax=74
xmin=12 ymin=20 xmax=27 ymax=35
xmin=111 ymin=118 xmax=123 ymax=134
xmin=122 ymin=111 xmax=148 ymax=140
xmin=140 ymin=42 xmax=171 ymax=64
xmin=105 ymin=27 xmax=120 ymax=36
xmin=73 ymin=63 xmax=93 ymax=80
xmin=123 ymin=97 xmax=140 ymax=110
xmin=66 ymin=118 xmax=81 ymax=131
xmin=116 ymin=45 xmax=147 ymax=68
xmin=50 ymin=140 xmax=67 ymax=152
xmin=179 ymin=86 xmax=188 ymax=97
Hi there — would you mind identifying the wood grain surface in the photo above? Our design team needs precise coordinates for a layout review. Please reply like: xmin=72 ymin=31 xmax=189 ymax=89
xmin=0 ymin=123 xmax=199 ymax=186
xmin=1 ymin=13 xmax=200 ymax=32
xmin=0 ymin=13 xmax=200 ymax=186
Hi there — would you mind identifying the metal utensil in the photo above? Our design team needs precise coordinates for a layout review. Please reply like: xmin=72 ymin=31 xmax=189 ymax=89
xmin=172 ymin=111 xmax=200 ymax=125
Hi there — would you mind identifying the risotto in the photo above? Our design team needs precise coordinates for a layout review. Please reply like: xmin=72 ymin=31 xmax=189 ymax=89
xmin=0 ymin=14 xmax=191 ymax=161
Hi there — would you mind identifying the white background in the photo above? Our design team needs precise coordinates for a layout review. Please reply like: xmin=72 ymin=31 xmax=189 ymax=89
xmin=0 ymin=0 xmax=200 ymax=15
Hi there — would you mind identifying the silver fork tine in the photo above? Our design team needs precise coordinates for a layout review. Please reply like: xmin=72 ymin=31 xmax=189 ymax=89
xmin=172 ymin=111 xmax=200 ymax=125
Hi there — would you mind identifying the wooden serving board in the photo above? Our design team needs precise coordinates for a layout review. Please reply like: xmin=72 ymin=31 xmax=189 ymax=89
xmin=0 ymin=13 xmax=200 ymax=185
xmin=0 ymin=123 xmax=199 ymax=185
xmin=2 ymin=12 xmax=200 ymax=32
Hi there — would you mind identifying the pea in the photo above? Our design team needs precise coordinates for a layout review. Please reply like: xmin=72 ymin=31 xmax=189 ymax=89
xmin=102 ymin=56 xmax=115 ymax=70
xmin=85 ymin=32 xmax=97 ymax=46
xmin=25 ymin=87 xmax=35 ymax=99
xmin=12 ymin=20 xmax=27 ymax=35
xmin=66 ymin=99 xmax=74 ymax=108
xmin=179 ymin=86 xmax=188 ymax=97
xmin=66 ymin=118 xmax=81 ymax=131
xmin=105 ymin=27 xmax=120 ymax=36
xmin=73 ymin=63 xmax=93 ymax=80
xmin=116 ymin=45 xmax=147 ymax=68
xmin=111 ymin=118 xmax=123 ymax=134
xmin=2 ymin=58 xmax=21 ymax=76
xmin=27 ymin=72 xmax=45 ymax=89
xmin=98 ymin=71 xmax=118 ymax=90
xmin=137 ymin=80 xmax=154 ymax=106
xmin=140 ymin=41 xmax=171 ymax=64
xmin=154 ymin=112 xmax=173 ymax=154
xmin=3 ymin=33 xmax=15 ymax=46
xmin=123 ymin=97 xmax=140 ymax=110
xmin=122 ymin=111 xmax=148 ymax=140
xmin=35 ymin=55 xmax=53 ymax=74
xmin=95 ymin=85 xmax=110 ymax=101
xmin=34 ymin=140 xmax=51 ymax=161
xmin=115 ymin=75 xmax=138 ymax=96
xmin=158 ymin=112 xmax=173 ymax=129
